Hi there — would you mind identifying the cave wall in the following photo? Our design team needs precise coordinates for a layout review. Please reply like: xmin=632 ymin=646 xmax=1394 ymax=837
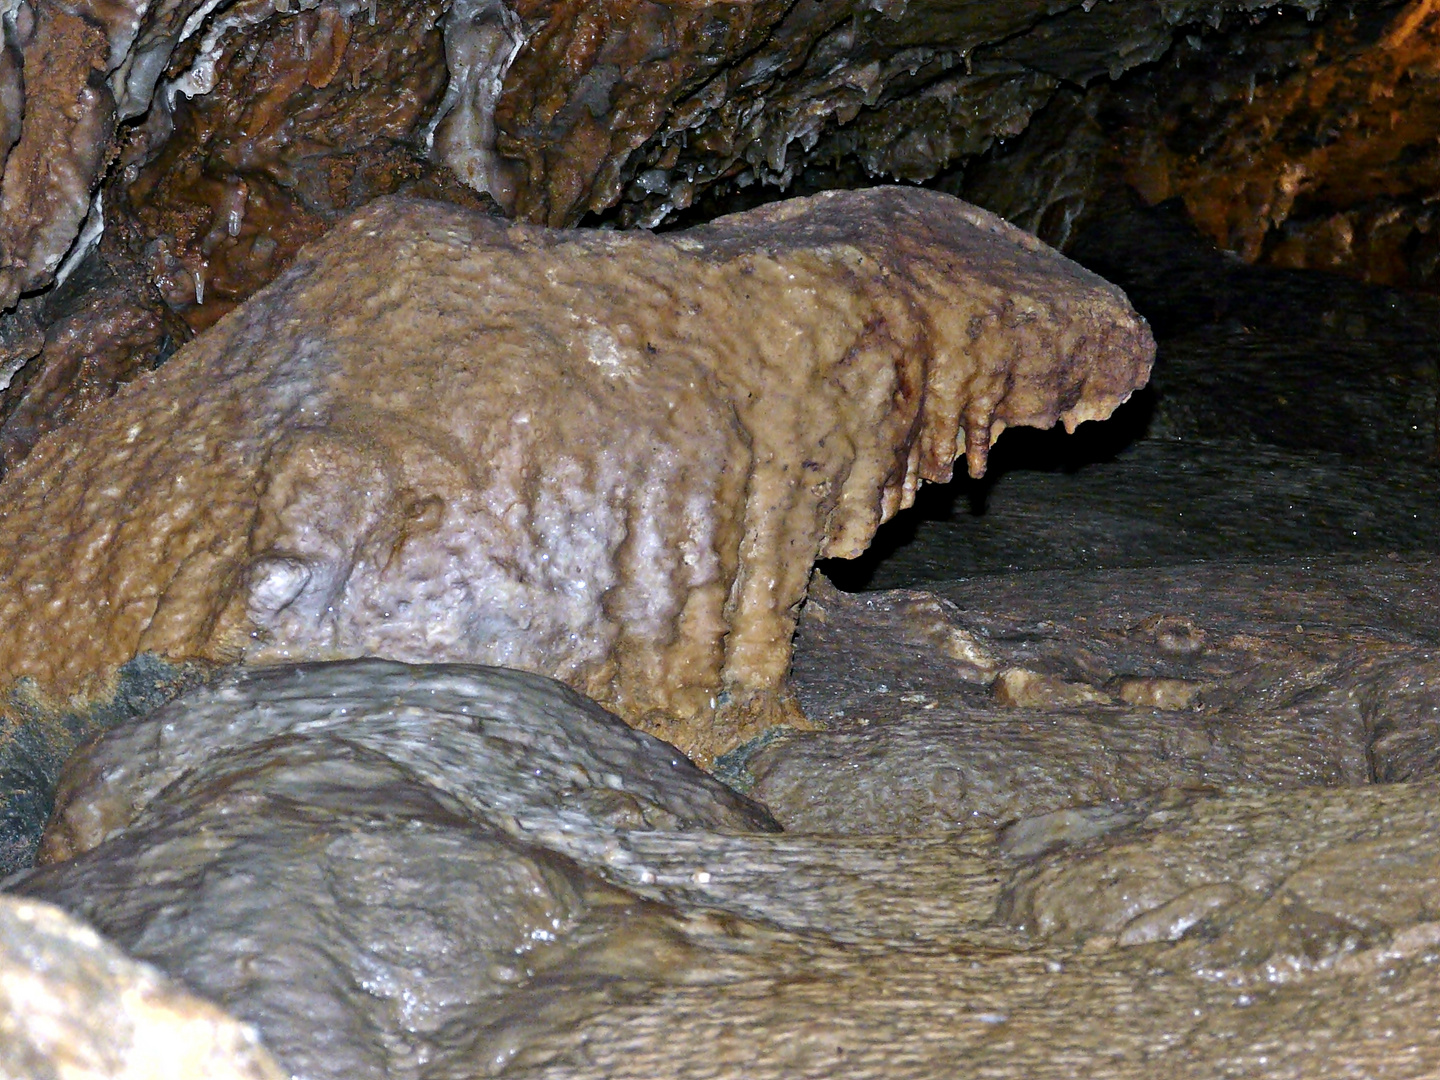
xmin=961 ymin=0 xmax=1440 ymax=292
xmin=0 ymin=0 xmax=1431 ymax=476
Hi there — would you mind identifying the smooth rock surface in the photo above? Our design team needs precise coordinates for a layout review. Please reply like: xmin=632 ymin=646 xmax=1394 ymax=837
xmin=14 ymin=660 xmax=777 ymax=1080
xmin=0 ymin=187 xmax=1151 ymax=765
xmin=450 ymin=785 xmax=1440 ymax=1080
xmin=0 ymin=893 xmax=285 ymax=1080
xmin=38 ymin=659 xmax=778 ymax=873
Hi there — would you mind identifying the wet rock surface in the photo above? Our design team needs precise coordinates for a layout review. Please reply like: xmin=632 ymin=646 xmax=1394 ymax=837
xmin=0 ymin=893 xmax=286 ymax=1080
xmin=108 ymin=0 xmax=473 ymax=333
xmin=0 ymin=0 xmax=1421 ymax=486
xmin=3 ymin=208 xmax=1437 ymax=1063
xmin=0 ymin=0 xmax=1337 ymax=315
xmin=1103 ymin=0 xmax=1440 ymax=292
xmin=0 ymin=0 xmax=1437 ymax=1074
xmin=10 ymin=605 xmax=1440 ymax=1077
xmin=0 ymin=243 xmax=192 ymax=474
xmin=37 ymin=660 xmax=778 ymax=869
xmin=0 ymin=0 xmax=1332 ymax=405
xmin=14 ymin=660 xmax=777 ymax=1080
xmin=732 ymin=559 xmax=1440 ymax=833
xmin=494 ymin=0 xmax=1308 ymax=227
xmin=469 ymin=784 xmax=1440 ymax=1080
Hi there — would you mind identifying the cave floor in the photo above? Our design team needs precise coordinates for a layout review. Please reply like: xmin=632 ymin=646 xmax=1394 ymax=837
xmin=827 ymin=205 xmax=1440 ymax=590
xmin=16 ymin=552 xmax=1440 ymax=1078
xmin=829 ymin=430 xmax=1440 ymax=589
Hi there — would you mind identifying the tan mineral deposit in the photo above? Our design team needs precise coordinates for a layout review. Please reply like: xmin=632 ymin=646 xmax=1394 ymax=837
xmin=0 ymin=186 xmax=1151 ymax=762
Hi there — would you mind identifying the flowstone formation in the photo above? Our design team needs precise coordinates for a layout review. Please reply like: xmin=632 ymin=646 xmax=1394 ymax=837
xmin=0 ymin=186 xmax=1152 ymax=768
xmin=0 ymin=0 xmax=1336 ymax=315
xmin=38 ymin=659 xmax=779 ymax=869
xmin=0 ymin=0 xmax=1346 ymax=472
xmin=14 ymin=660 xmax=781 ymax=1080
xmin=10 ymin=561 xmax=1440 ymax=1078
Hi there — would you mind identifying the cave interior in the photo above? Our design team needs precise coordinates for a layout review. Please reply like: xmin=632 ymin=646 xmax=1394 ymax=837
xmin=2 ymin=0 xmax=1440 ymax=1075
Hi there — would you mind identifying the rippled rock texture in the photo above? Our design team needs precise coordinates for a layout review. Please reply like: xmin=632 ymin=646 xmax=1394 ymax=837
xmin=14 ymin=660 xmax=778 ymax=1080
xmin=814 ymin=194 xmax=1440 ymax=595
xmin=38 ymin=660 xmax=779 ymax=868
xmin=0 ymin=187 xmax=1150 ymax=773
xmin=0 ymin=894 xmax=285 ymax=1080
xmin=741 ymin=557 xmax=1440 ymax=831
xmin=12 ymin=563 xmax=1440 ymax=1078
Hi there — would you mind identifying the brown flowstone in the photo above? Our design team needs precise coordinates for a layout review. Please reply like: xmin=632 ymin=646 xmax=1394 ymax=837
xmin=0 ymin=186 xmax=1151 ymax=763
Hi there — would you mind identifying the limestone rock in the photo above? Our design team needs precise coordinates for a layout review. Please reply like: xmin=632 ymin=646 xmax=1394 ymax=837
xmin=0 ymin=893 xmax=285 ymax=1080
xmin=15 ymin=566 xmax=1440 ymax=1078
xmin=13 ymin=659 xmax=776 ymax=1080
xmin=0 ymin=0 xmax=1335 ymax=317
xmin=37 ymin=659 xmax=778 ymax=870
xmin=0 ymin=244 xmax=191 ymax=475
xmin=738 ymin=555 xmax=1440 ymax=834
xmin=111 ymin=0 xmax=463 ymax=334
xmin=0 ymin=187 xmax=1151 ymax=762
xmin=488 ymin=788 xmax=1440 ymax=1080
xmin=961 ymin=2 xmax=1440 ymax=298
xmin=996 ymin=782 xmax=1440 ymax=982
xmin=21 ymin=731 xmax=1440 ymax=1079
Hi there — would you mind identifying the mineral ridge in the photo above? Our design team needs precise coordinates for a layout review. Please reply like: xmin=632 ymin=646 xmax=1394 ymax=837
xmin=0 ymin=186 xmax=1151 ymax=760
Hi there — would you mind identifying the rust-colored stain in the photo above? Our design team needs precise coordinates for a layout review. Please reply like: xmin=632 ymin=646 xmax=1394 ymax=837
xmin=1123 ymin=0 xmax=1440 ymax=287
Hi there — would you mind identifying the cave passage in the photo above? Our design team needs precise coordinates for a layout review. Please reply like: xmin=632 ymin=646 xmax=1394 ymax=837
xmin=824 ymin=197 xmax=1440 ymax=592
xmin=6 ymin=1 xmax=1440 ymax=1076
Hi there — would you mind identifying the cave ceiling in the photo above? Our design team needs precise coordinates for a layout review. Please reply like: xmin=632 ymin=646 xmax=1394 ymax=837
xmin=963 ymin=0 xmax=1440 ymax=290
xmin=0 ymin=0 xmax=1432 ymax=470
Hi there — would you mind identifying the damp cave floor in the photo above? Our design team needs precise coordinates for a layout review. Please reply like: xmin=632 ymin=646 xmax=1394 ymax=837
xmin=824 ymin=426 xmax=1440 ymax=592
xmin=824 ymin=205 xmax=1440 ymax=594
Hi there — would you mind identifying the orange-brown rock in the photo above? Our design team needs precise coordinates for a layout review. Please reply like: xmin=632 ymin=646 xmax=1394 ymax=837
xmin=1121 ymin=0 xmax=1440 ymax=288
xmin=493 ymin=0 xmax=1327 ymax=227
xmin=0 ymin=186 xmax=1151 ymax=762
xmin=0 ymin=244 xmax=192 ymax=475
xmin=0 ymin=0 xmax=1335 ymax=319
xmin=113 ymin=0 xmax=460 ymax=333
xmin=970 ymin=0 xmax=1440 ymax=294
